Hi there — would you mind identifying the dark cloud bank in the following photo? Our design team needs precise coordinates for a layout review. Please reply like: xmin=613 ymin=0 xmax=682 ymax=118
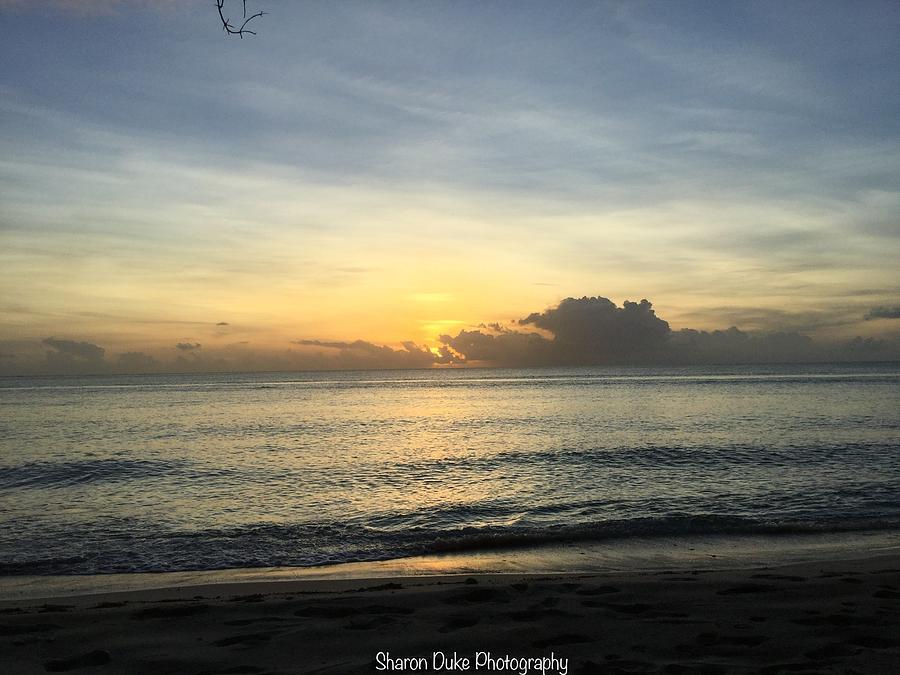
xmin=5 ymin=297 xmax=899 ymax=376
xmin=866 ymin=306 xmax=900 ymax=320
xmin=439 ymin=297 xmax=899 ymax=368
xmin=292 ymin=340 xmax=437 ymax=370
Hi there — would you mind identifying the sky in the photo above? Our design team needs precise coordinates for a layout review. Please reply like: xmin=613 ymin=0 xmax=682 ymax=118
xmin=1 ymin=0 xmax=899 ymax=374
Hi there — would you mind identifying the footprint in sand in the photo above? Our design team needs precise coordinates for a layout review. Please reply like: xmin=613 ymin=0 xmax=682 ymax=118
xmin=346 ymin=616 xmax=400 ymax=630
xmin=750 ymin=574 xmax=806 ymax=582
xmin=874 ymin=589 xmax=900 ymax=599
xmin=131 ymin=604 xmax=209 ymax=620
xmin=44 ymin=649 xmax=110 ymax=672
xmin=575 ymin=586 xmax=620 ymax=596
xmin=213 ymin=632 xmax=273 ymax=648
xmin=505 ymin=608 xmax=570 ymax=622
xmin=844 ymin=635 xmax=899 ymax=649
xmin=716 ymin=584 xmax=778 ymax=595
xmin=580 ymin=601 xmax=652 ymax=614
xmin=695 ymin=631 xmax=767 ymax=647
xmin=0 ymin=623 xmax=59 ymax=636
xmin=224 ymin=616 xmax=290 ymax=627
xmin=294 ymin=605 xmax=355 ymax=619
xmin=441 ymin=588 xmax=510 ymax=605
xmin=531 ymin=633 xmax=592 ymax=648
xmin=438 ymin=615 xmax=480 ymax=632
xmin=791 ymin=614 xmax=883 ymax=627
xmin=295 ymin=604 xmax=413 ymax=619
xmin=804 ymin=642 xmax=858 ymax=659
xmin=38 ymin=604 xmax=74 ymax=613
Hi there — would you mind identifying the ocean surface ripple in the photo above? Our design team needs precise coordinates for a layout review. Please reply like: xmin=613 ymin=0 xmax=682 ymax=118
xmin=1 ymin=363 xmax=898 ymax=575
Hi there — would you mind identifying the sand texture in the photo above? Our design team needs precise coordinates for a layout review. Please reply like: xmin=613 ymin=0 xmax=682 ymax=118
xmin=2 ymin=555 xmax=899 ymax=674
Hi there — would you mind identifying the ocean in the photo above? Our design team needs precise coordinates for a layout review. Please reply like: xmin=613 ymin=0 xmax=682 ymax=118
xmin=1 ymin=363 xmax=899 ymax=577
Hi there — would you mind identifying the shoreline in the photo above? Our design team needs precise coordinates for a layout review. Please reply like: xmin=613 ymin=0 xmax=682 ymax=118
xmin=3 ymin=528 xmax=899 ymax=602
xmin=2 ymin=550 xmax=899 ymax=674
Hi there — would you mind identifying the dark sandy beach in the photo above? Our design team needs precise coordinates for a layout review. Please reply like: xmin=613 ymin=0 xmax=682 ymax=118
xmin=2 ymin=553 xmax=899 ymax=674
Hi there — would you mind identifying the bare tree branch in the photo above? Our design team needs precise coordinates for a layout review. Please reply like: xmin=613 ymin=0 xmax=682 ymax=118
xmin=216 ymin=0 xmax=266 ymax=39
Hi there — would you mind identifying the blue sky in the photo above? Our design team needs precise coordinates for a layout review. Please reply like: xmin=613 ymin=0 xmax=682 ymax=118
xmin=1 ymin=0 xmax=899 ymax=372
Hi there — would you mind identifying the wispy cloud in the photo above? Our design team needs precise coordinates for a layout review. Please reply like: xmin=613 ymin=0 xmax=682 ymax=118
xmin=1 ymin=2 xmax=898 ymax=358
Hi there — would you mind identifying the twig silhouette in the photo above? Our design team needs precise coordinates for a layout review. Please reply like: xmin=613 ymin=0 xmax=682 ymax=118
xmin=216 ymin=0 xmax=266 ymax=38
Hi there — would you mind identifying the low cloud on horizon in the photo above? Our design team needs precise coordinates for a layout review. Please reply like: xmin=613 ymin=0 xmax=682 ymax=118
xmin=3 ymin=296 xmax=899 ymax=376
xmin=866 ymin=306 xmax=900 ymax=320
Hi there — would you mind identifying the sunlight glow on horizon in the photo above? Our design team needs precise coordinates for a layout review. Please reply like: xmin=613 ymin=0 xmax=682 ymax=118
xmin=1 ymin=2 xmax=899 ymax=373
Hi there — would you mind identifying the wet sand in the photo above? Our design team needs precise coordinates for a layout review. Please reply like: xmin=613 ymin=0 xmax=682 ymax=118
xmin=2 ymin=554 xmax=899 ymax=674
